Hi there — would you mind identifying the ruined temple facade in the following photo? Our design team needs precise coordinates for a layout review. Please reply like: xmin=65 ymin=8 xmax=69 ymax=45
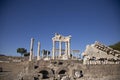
xmin=16 ymin=33 xmax=120 ymax=80
xmin=52 ymin=33 xmax=71 ymax=60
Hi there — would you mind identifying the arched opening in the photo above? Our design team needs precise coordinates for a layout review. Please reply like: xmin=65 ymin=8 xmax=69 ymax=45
xmin=58 ymin=62 xmax=63 ymax=65
xmin=39 ymin=70 xmax=49 ymax=79
xmin=58 ymin=70 xmax=66 ymax=75
xmin=34 ymin=65 xmax=38 ymax=69
xmin=80 ymin=70 xmax=83 ymax=77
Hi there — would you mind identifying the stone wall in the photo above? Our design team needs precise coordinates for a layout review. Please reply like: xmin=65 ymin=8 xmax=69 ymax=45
xmin=25 ymin=60 xmax=120 ymax=80
xmin=0 ymin=60 xmax=120 ymax=80
xmin=81 ymin=64 xmax=120 ymax=80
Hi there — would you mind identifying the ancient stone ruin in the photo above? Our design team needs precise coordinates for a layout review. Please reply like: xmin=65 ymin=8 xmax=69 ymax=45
xmin=82 ymin=41 xmax=120 ymax=64
xmin=0 ymin=33 xmax=120 ymax=80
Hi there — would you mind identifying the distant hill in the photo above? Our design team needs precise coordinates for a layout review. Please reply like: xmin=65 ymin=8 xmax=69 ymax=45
xmin=0 ymin=54 xmax=6 ymax=56
xmin=109 ymin=42 xmax=120 ymax=51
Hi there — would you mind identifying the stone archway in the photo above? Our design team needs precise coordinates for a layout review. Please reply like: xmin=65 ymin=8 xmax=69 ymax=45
xmin=39 ymin=70 xmax=49 ymax=79
xmin=36 ymin=67 xmax=54 ymax=79
xmin=59 ymin=70 xmax=67 ymax=75
xmin=55 ymin=67 xmax=70 ymax=80
xmin=56 ymin=67 xmax=69 ymax=76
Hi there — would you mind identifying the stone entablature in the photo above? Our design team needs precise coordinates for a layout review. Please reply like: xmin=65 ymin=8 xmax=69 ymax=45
xmin=94 ymin=41 xmax=120 ymax=57
xmin=82 ymin=41 xmax=120 ymax=64
xmin=52 ymin=33 xmax=71 ymax=42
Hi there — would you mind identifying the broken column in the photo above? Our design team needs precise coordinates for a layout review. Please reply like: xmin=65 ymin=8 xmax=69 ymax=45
xmin=37 ymin=42 xmax=40 ymax=60
xmin=29 ymin=38 xmax=34 ymax=61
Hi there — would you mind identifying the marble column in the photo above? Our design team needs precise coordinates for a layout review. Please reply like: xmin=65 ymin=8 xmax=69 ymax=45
xmin=29 ymin=38 xmax=34 ymax=61
xmin=65 ymin=42 xmax=68 ymax=57
xmin=37 ymin=42 xmax=40 ymax=60
xmin=52 ymin=40 xmax=55 ymax=59
xmin=59 ymin=41 xmax=62 ymax=58
xmin=68 ymin=40 xmax=70 ymax=58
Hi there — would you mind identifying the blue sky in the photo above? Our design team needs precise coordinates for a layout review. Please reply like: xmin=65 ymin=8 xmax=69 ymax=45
xmin=0 ymin=0 xmax=120 ymax=56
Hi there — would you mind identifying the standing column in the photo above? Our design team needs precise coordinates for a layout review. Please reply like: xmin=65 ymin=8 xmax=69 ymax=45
xmin=68 ymin=40 xmax=70 ymax=58
xmin=37 ymin=42 xmax=40 ymax=60
xmin=65 ymin=42 xmax=68 ymax=57
xmin=52 ymin=40 xmax=55 ymax=59
xmin=29 ymin=38 xmax=34 ymax=61
xmin=59 ymin=41 xmax=62 ymax=58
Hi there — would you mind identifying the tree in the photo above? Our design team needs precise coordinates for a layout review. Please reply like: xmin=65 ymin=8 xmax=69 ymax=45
xmin=24 ymin=52 xmax=30 ymax=57
xmin=17 ymin=48 xmax=27 ymax=57
xmin=42 ymin=49 xmax=50 ymax=57
xmin=109 ymin=42 xmax=120 ymax=51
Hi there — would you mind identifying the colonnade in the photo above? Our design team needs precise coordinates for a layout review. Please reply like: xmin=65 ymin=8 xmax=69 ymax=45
xmin=29 ymin=33 xmax=71 ymax=61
